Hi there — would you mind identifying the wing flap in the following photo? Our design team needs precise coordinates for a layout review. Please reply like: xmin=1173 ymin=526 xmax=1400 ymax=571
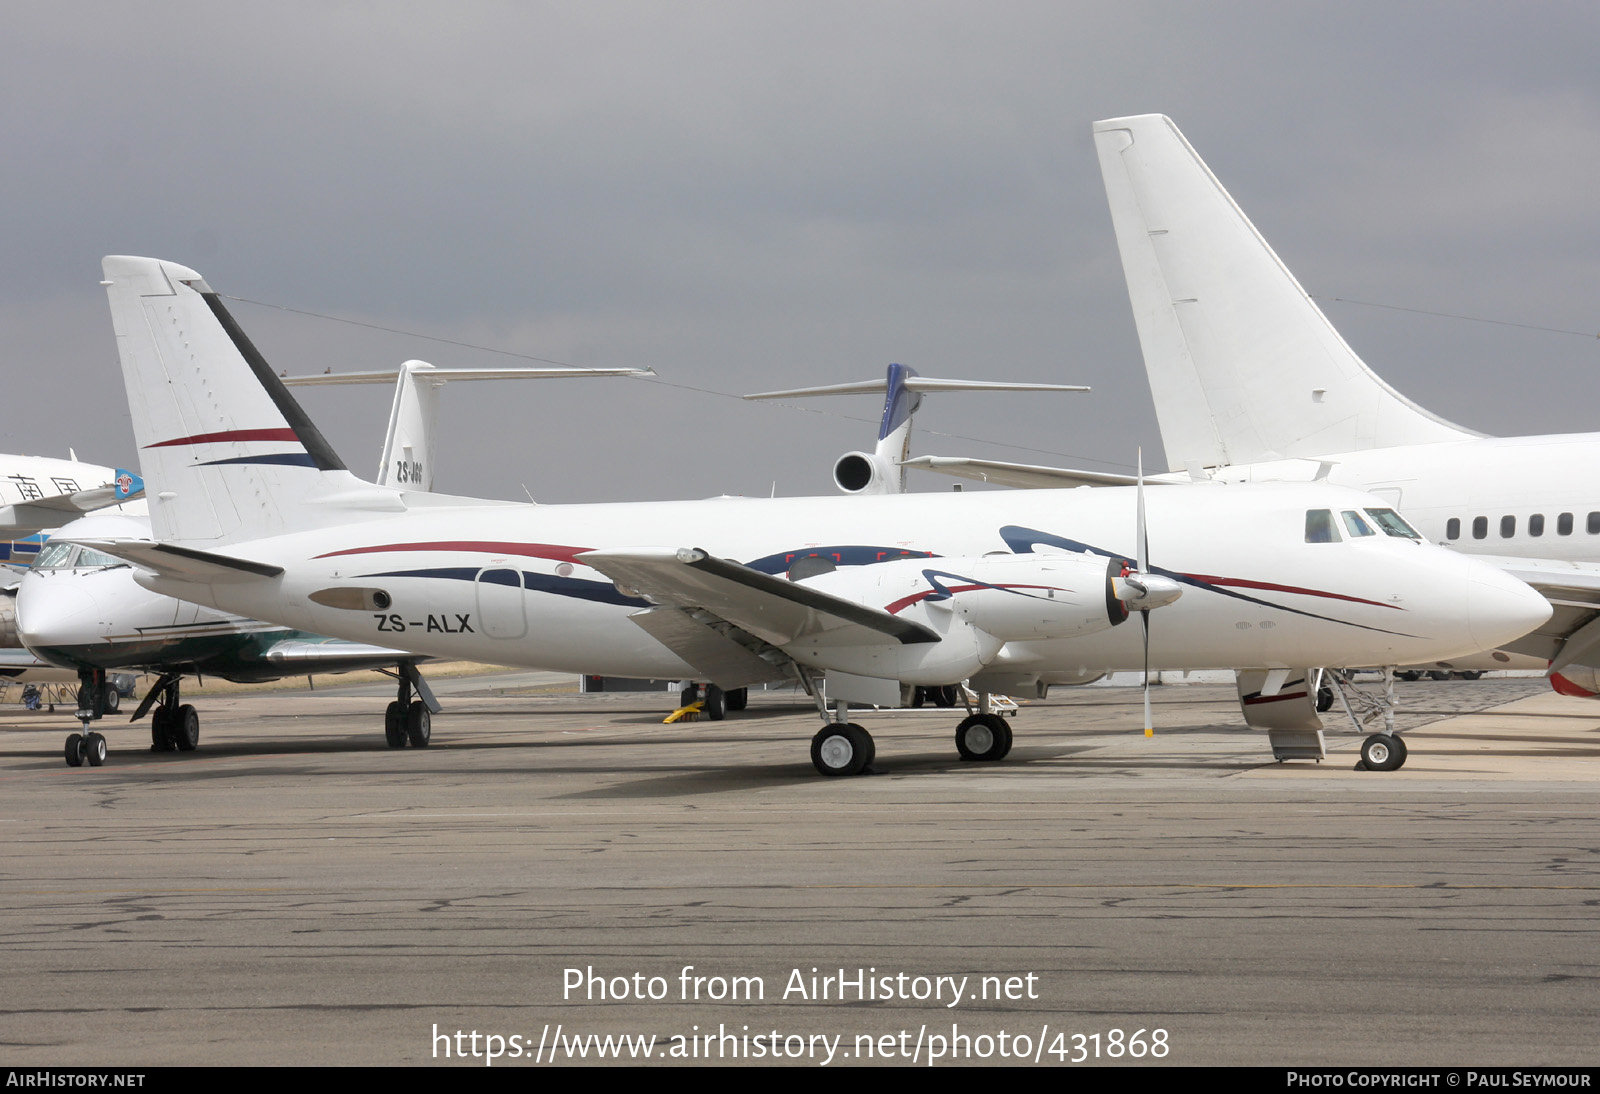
xmin=628 ymin=607 xmax=793 ymax=688
xmin=67 ymin=538 xmax=283 ymax=583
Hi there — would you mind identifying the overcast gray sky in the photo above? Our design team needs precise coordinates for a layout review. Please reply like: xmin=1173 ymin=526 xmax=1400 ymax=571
xmin=3 ymin=1 xmax=1598 ymax=503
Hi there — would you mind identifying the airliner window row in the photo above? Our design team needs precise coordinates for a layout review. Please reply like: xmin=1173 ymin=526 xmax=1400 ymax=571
xmin=1444 ymin=512 xmax=1600 ymax=541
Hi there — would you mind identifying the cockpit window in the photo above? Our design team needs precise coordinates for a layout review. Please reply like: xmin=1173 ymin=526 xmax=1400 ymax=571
xmin=1364 ymin=508 xmax=1422 ymax=540
xmin=1305 ymin=509 xmax=1341 ymax=543
xmin=75 ymin=548 xmax=127 ymax=569
xmin=1341 ymin=510 xmax=1376 ymax=538
xmin=32 ymin=542 xmax=77 ymax=570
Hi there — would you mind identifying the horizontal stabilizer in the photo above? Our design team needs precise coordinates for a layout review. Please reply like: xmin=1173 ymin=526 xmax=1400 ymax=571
xmin=745 ymin=377 xmax=1089 ymax=400
xmin=66 ymin=539 xmax=283 ymax=583
xmin=281 ymin=365 xmax=652 ymax=386
xmin=579 ymin=546 xmax=939 ymax=649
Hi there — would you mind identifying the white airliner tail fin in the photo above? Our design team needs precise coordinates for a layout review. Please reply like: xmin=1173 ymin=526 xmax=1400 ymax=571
xmin=1092 ymin=115 xmax=1479 ymax=471
xmin=102 ymin=256 xmax=402 ymax=545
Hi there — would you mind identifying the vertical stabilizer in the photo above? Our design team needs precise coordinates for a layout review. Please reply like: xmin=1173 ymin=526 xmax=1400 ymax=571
xmin=377 ymin=360 xmax=442 ymax=490
xmin=1093 ymin=115 xmax=1478 ymax=471
xmin=102 ymin=256 xmax=399 ymax=545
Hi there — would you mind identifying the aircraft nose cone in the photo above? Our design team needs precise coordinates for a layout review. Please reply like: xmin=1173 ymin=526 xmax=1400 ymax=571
xmin=1466 ymin=565 xmax=1551 ymax=651
xmin=16 ymin=580 xmax=100 ymax=653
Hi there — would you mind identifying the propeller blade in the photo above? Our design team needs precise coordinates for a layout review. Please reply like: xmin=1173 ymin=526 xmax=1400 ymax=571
xmin=1142 ymin=610 xmax=1153 ymax=737
xmin=1137 ymin=448 xmax=1153 ymax=737
xmin=1136 ymin=448 xmax=1148 ymax=575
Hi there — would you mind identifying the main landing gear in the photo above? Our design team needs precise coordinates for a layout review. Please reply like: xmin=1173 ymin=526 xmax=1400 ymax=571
xmin=802 ymin=676 xmax=1016 ymax=776
xmin=677 ymin=684 xmax=748 ymax=721
xmin=383 ymin=662 xmax=439 ymax=748
xmin=142 ymin=675 xmax=200 ymax=753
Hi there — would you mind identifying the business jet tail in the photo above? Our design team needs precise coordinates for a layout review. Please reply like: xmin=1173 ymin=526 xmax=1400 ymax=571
xmin=1092 ymin=114 xmax=1478 ymax=471
xmin=102 ymin=255 xmax=404 ymax=545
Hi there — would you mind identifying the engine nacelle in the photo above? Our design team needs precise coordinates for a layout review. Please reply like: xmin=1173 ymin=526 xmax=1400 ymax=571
xmin=833 ymin=451 xmax=895 ymax=494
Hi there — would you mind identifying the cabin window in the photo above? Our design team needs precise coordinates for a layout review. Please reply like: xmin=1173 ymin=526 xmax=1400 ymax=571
xmin=1559 ymin=512 xmax=1574 ymax=535
xmin=1365 ymin=508 xmax=1423 ymax=540
xmin=1341 ymin=510 xmax=1376 ymax=537
xmin=1446 ymin=518 xmax=1461 ymax=540
xmin=1472 ymin=516 xmax=1488 ymax=540
xmin=1500 ymin=515 xmax=1516 ymax=538
xmin=1305 ymin=509 xmax=1341 ymax=543
xmin=1529 ymin=514 xmax=1545 ymax=537
xmin=1589 ymin=512 xmax=1600 ymax=535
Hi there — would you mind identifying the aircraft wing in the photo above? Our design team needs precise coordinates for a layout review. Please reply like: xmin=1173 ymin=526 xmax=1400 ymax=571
xmin=579 ymin=547 xmax=939 ymax=650
xmin=0 ymin=647 xmax=76 ymax=681
xmin=1486 ymin=557 xmax=1600 ymax=668
xmin=243 ymin=637 xmax=427 ymax=674
xmin=64 ymin=539 xmax=283 ymax=583
xmin=902 ymin=455 xmax=1140 ymax=489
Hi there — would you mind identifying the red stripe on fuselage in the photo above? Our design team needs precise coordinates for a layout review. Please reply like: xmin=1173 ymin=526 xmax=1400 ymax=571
xmin=313 ymin=541 xmax=591 ymax=564
xmin=145 ymin=428 xmax=301 ymax=448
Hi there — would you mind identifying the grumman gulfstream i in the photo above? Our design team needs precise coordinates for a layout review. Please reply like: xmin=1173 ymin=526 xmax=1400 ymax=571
xmin=69 ymin=256 xmax=1549 ymax=776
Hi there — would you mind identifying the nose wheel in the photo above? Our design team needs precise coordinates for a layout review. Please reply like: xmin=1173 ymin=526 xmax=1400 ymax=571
xmin=1360 ymin=733 xmax=1408 ymax=771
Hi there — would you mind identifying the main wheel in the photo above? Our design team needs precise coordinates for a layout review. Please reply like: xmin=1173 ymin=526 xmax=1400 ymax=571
xmin=84 ymin=732 xmax=107 ymax=767
xmin=1361 ymin=733 xmax=1407 ymax=771
xmin=932 ymin=684 xmax=959 ymax=708
xmin=679 ymin=684 xmax=700 ymax=708
xmin=1426 ymin=670 xmax=1451 ymax=681
xmin=725 ymin=687 xmax=748 ymax=712
xmin=64 ymin=734 xmax=85 ymax=767
xmin=150 ymin=709 xmax=177 ymax=751
xmin=103 ymin=689 xmax=120 ymax=714
xmin=910 ymin=686 xmax=926 ymax=708
xmin=955 ymin=713 xmax=1012 ymax=761
xmin=384 ymin=701 xmax=407 ymax=748
xmin=703 ymin=685 xmax=727 ymax=721
xmin=810 ymin=723 xmax=872 ymax=777
xmin=406 ymin=701 xmax=431 ymax=748
xmin=1316 ymin=684 xmax=1335 ymax=713
xmin=173 ymin=705 xmax=200 ymax=751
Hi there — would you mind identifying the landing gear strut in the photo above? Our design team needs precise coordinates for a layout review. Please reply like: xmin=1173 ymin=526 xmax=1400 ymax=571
xmin=1328 ymin=666 xmax=1409 ymax=772
xmin=62 ymin=668 xmax=114 ymax=768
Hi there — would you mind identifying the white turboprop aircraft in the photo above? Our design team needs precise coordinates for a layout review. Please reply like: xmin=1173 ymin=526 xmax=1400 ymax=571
xmin=70 ymin=255 xmax=1549 ymax=777
xmin=1080 ymin=112 xmax=1600 ymax=699
xmin=21 ymin=358 xmax=647 ymax=766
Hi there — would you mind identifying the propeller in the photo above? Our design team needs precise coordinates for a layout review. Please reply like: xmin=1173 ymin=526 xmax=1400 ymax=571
xmin=1110 ymin=449 xmax=1183 ymax=736
xmin=1137 ymin=449 xmax=1153 ymax=737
